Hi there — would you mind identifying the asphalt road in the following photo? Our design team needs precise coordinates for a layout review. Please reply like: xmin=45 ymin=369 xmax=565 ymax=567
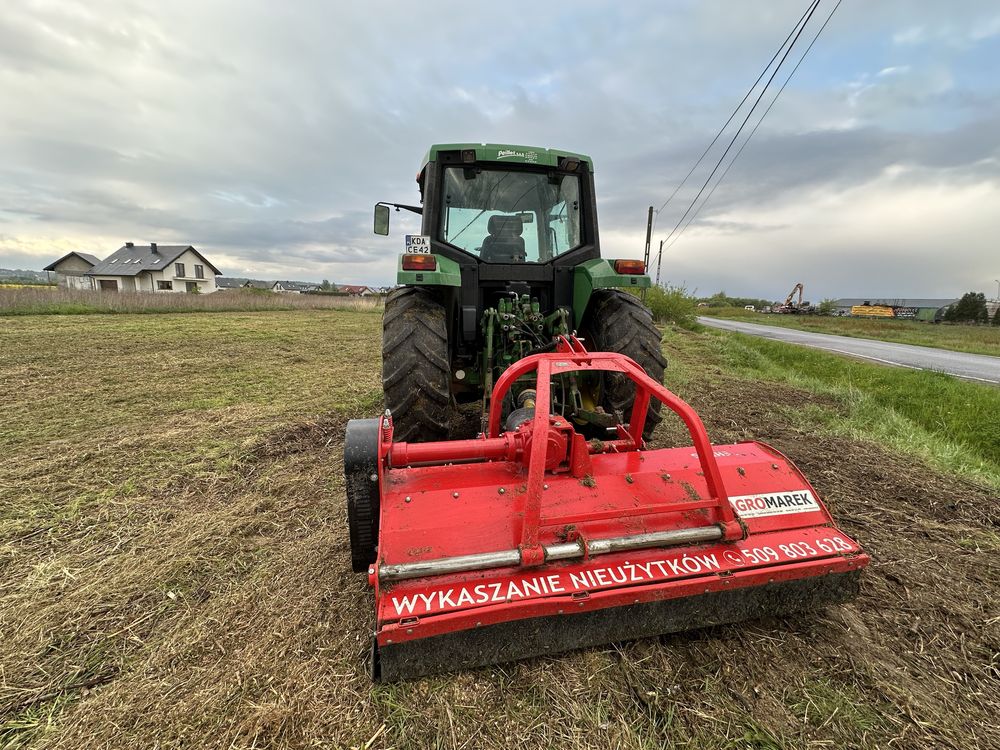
xmin=698 ymin=316 xmax=1000 ymax=385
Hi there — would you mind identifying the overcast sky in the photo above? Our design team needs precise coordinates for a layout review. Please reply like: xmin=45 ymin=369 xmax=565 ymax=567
xmin=2 ymin=0 xmax=998 ymax=300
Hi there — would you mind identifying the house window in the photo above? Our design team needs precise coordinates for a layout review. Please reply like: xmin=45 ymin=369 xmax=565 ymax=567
xmin=157 ymin=280 xmax=173 ymax=290
xmin=194 ymin=264 xmax=204 ymax=279
xmin=175 ymin=262 xmax=185 ymax=277
xmin=186 ymin=282 xmax=199 ymax=293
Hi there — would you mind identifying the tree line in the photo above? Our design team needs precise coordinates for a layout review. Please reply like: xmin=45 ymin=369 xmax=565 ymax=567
xmin=944 ymin=292 xmax=999 ymax=325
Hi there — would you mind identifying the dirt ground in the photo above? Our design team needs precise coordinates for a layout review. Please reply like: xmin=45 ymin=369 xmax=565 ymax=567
xmin=1 ymin=312 xmax=997 ymax=749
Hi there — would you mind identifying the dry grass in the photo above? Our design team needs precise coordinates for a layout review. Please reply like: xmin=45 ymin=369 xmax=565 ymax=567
xmin=0 ymin=287 xmax=384 ymax=315
xmin=1 ymin=311 xmax=998 ymax=749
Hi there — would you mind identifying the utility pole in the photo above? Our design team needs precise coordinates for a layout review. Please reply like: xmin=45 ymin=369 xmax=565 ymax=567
xmin=995 ymin=278 xmax=999 ymax=302
xmin=641 ymin=206 xmax=653 ymax=302
xmin=655 ymin=239 xmax=665 ymax=287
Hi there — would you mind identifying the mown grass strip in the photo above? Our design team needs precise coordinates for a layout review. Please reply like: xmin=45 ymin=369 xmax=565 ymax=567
xmin=701 ymin=330 xmax=1000 ymax=489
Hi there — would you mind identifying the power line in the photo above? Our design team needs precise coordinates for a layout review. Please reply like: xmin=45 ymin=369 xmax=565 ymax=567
xmin=652 ymin=0 xmax=821 ymax=227
xmin=661 ymin=0 xmax=843 ymax=255
xmin=656 ymin=0 xmax=822 ymax=253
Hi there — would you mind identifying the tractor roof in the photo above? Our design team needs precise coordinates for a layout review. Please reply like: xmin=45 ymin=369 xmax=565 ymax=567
xmin=422 ymin=143 xmax=592 ymax=170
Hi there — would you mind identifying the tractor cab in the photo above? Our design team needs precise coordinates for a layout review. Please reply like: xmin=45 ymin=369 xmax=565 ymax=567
xmin=432 ymin=158 xmax=584 ymax=264
xmin=376 ymin=144 xmax=596 ymax=268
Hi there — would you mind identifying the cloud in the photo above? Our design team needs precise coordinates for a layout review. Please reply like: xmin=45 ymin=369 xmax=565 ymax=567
xmin=0 ymin=0 xmax=998 ymax=297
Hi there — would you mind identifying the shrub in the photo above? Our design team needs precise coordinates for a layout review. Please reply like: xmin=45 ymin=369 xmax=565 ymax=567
xmin=817 ymin=298 xmax=837 ymax=315
xmin=645 ymin=284 xmax=698 ymax=329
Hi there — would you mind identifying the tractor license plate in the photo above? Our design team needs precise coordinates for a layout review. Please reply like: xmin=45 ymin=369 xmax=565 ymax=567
xmin=405 ymin=235 xmax=431 ymax=253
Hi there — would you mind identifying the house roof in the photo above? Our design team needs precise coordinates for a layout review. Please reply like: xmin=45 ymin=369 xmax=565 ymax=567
xmin=337 ymin=284 xmax=371 ymax=294
xmin=43 ymin=251 xmax=101 ymax=271
xmin=273 ymin=280 xmax=319 ymax=291
xmin=217 ymin=277 xmax=271 ymax=289
xmin=834 ymin=298 xmax=960 ymax=309
xmin=86 ymin=244 xmax=221 ymax=277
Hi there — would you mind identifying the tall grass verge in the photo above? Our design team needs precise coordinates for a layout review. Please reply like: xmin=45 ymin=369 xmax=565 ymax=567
xmin=0 ymin=287 xmax=384 ymax=315
xmin=706 ymin=330 xmax=1000 ymax=489
xmin=700 ymin=306 xmax=1000 ymax=357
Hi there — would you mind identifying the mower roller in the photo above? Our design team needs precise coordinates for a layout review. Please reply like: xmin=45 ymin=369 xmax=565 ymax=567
xmin=346 ymin=337 xmax=868 ymax=680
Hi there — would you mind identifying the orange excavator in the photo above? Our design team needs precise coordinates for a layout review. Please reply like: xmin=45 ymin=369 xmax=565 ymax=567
xmin=774 ymin=283 xmax=810 ymax=314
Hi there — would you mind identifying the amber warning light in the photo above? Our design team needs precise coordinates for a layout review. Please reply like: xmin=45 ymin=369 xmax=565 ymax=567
xmin=614 ymin=259 xmax=646 ymax=274
xmin=402 ymin=255 xmax=437 ymax=271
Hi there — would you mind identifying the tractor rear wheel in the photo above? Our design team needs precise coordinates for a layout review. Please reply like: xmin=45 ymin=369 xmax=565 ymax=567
xmin=382 ymin=287 xmax=453 ymax=442
xmin=583 ymin=289 xmax=667 ymax=440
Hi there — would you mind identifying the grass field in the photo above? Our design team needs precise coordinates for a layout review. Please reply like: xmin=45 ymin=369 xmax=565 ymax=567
xmin=699 ymin=306 xmax=1000 ymax=357
xmin=2 ymin=310 xmax=998 ymax=749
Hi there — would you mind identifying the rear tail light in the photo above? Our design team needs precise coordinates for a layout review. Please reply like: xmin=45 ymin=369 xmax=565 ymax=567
xmin=614 ymin=259 xmax=646 ymax=274
xmin=402 ymin=255 xmax=437 ymax=271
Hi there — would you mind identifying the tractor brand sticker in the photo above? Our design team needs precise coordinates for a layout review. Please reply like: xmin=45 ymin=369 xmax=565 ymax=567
xmin=385 ymin=530 xmax=857 ymax=618
xmin=496 ymin=148 xmax=539 ymax=162
xmin=404 ymin=235 xmax=431 ymax=253
xmin=728 ymin=490 xmax=820 ymax=518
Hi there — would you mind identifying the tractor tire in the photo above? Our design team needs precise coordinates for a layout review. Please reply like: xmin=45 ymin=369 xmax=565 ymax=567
xmin=382 ymin=287 xmax=453 ymax=443
xmin=583 ymin=289 xmax=668 ymax=441
xmin=344 ymin=418 xmax=380 ymax=573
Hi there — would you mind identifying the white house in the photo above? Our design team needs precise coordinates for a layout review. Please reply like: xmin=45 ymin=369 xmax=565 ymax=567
xmin=85 ymin=243 xmax=221 ymax=293
xmin=43 ymin=251 xmax=101 ymax=289
xmin=272 ymin=280 xmax=319 ymax=294
xmin=337 ymin=284 xmax=376 ymax=296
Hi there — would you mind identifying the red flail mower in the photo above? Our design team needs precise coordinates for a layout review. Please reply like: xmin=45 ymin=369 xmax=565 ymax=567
xmin=345 ymin=338 xmax=868 ymax=680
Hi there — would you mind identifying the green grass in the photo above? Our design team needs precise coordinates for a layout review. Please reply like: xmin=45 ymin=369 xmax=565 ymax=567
xmin=701 ymin=306 xmax=1000 ymax=357
xmin=696 ymin=329 xmax=1000 ymax=489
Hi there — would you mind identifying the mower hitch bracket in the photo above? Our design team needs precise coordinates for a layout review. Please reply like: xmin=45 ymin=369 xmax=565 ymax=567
xmin=485 ymin=339 xmax=742 ymax=548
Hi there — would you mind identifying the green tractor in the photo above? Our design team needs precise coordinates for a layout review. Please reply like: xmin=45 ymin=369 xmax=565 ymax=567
xmin=375 ymin=143 xmax=666 ymax=442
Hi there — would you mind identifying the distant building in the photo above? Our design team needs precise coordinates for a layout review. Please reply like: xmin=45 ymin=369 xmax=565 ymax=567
xmin=272 ymin=280 xmax=319 ymax=294
xmin=833 ymin=298 xmax=960 ymax=322
xmin=216 ymin=277 xmax=271 ymax=290
xmin=337 ymin=284 xmax=375 ymax=296
xmin=83 ymin=243 xmax=221 ymax=293
xmin=43 ymin=251 xmax=101 ymax=290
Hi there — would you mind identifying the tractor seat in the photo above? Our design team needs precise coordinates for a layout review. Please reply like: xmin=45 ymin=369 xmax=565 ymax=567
xmin=480 ymin=215 xmax=526 ymax=263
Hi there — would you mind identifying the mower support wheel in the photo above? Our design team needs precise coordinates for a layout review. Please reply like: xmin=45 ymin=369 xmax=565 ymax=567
xmin=584 ymin=289 xmax=668 ymax=440
xmin=344 ymin=418 xmax=381 ymax=573
xmin=382 ymin=287 xmax=452 ymax=442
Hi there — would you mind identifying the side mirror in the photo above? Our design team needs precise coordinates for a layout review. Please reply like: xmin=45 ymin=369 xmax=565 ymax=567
xmin=374 ymin=204 xmax=390 ymax=236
